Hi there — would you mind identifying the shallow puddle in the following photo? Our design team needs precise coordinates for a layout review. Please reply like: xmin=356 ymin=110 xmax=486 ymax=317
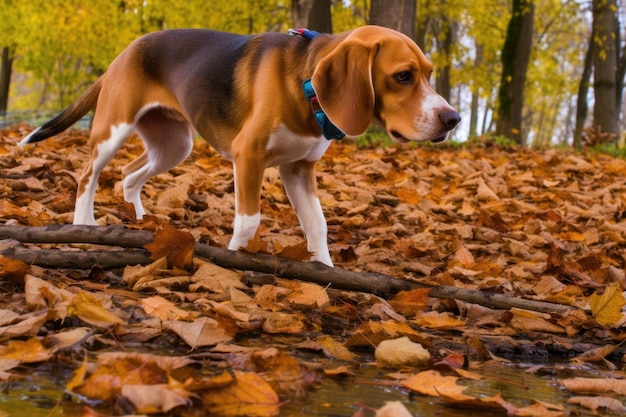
xmin=3 ymin=353 xmax=623 ymax=416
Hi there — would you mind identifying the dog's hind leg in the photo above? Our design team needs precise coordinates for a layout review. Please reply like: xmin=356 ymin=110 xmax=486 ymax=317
xmin=74 ymin=122 xmax=135 ymax=225
xmin=123 ymin=107 xmax=194 ymax=219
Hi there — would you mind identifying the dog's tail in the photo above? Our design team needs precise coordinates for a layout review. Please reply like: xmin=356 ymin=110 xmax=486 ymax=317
xmin=20 ymin=77 xmax=103 ymax=146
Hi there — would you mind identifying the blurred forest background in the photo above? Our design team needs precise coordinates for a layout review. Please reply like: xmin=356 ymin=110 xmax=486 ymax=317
xmin=0 ymin=0 xmax=624 ymax=149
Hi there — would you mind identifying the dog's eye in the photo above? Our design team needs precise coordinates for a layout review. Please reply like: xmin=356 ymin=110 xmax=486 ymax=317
xmin=394 ymin=71 xmax=413 ymax=84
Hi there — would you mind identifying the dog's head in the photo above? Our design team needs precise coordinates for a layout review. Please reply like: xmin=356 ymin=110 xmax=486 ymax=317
xmin=312 ymin=25 xmax=460 ymax=143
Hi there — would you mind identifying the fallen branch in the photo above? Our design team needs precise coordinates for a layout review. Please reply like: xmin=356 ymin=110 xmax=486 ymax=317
xmin=1 ymin=239 xmax=152 ymax=269
xmin=0 ymin=224 xmax=578 ymax=314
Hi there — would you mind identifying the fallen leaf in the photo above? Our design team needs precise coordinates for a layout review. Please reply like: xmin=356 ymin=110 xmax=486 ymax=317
xmin=202 ymin=371 xmax=280 ymax=416
xmin=71 ymin=291 xmax=125 ymax=327
xmin=567 ymin=396 xmax=626 ymax=413
xmin=297 ymin=335 xmax=355 ymax=361
xmin=141 ymin=295 xmax=194 ymax=321
xmin=24 ymin=274 xmax=73 ymax=312
xmin=0 ymin=359 xmax=20 ymax=381
xmin=122 ymin=256 xmax=169 ymax=287
xmin=278 ymin=279 xmax=330 ymax=308
xmin=0 ymin=337 xmax=52 ymax=363
xmin=42 ymin=327 xmax=93 ymax=352
xmin=562 ymin=377 xmax=626 ymax=395
xmin=164 ymin=317 xmax=232 ymax=348
xmin=274 ymin=240 xmax=312 ymax=261
xmin=510 ymin=310 xmax=565 ymax=334
xmin=375 ymin=401 xmax=413 ymax=417
xmin=68 ymin=352 xmax=194 ymax=401
xmin=388 ymin=289 xmax=430 ymax=316
xmin=401 ymin=369 xmax=469 ymax=399
xmin=0 ymin=256 xmax=29 ymax=283
xmin=122 ymin=380 xmax=194 ymax=413
xmin=412 ymin=311 xmax=466 ymax=329
xmin=261 ymin=311 xmax=306 ymax=334
xmin=0 ymin=309 xmax=48 ymax=338
xmin=589 ymin=283 xmax=626 ymax=327
xmin=190 ymin=261 xmax=245 ymax=293
xmin=323 ymin=365 xmax=354 ymax=377
xmin=227 ymin=347 xmax=324 ymax=399
xmin=345 ymin=320 xmax=420 ymax=347
xmin=144 ymin=224 xmax=195 ymax=271
xmin=375 ymin=337 xmax=430 ymax=368
xmin=438 ymin=391 xmax=517 ymax=415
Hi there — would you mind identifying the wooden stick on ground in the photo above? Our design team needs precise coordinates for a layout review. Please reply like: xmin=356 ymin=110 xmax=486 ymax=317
xmin=0 ymin=224 xmax=578 ymax=314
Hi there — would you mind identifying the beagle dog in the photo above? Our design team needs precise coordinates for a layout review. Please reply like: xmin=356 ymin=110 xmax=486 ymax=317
xmin=21 ymin=26 xmax=460 ymax=266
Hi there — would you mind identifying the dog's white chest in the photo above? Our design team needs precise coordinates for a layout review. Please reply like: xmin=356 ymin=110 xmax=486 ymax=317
xmin=265 ymin=124 xmax=331 ymax=166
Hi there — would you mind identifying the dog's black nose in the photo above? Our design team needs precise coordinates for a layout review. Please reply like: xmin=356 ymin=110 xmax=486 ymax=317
xmin=440 ymin=111 xmax=461 ymax=131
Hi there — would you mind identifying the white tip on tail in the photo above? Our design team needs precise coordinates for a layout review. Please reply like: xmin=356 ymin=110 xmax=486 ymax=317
xmin=19 ymin=127 xmax=41 ymax=147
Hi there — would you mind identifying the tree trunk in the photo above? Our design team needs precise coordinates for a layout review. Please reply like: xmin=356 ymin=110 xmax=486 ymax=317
xmin=469 ymin=44 xmax=484 ymax=137
xmin=435 ymin=16 xmax=454 ymax=103
xmin=496 ymin=0 xmax=534 ymax=144
xmin=574 ymin=26 xmax=595 ymax=150
xmin=291 ymin=0 xmax=332 ymax=33
xmin=614 ymin=9 xmax=625 ymax=131
xmin=0 ymin=46 xmax=12 ymax=116
xmin=369 ymin=0 xmax=416 ymax=40
xmin=592 ymin=0 xmax=619 ymax=139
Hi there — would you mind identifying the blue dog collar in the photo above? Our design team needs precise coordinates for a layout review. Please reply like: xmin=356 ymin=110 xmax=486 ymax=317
xmin=289 ymin=28 xmax=346 ymax=140
xmin=301 ymin=79 xmax=345 ymax=140
xmin=287 ymin=28 xmax=321 ymax=40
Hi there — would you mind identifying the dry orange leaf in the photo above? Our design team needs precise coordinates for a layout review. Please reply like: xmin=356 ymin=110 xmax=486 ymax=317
xmin=375 ymin=336 xmax=430 ymax=368
xmin=345 ymin=320 xmax=420 ymax=347
xmin=572 ymin=344 xmax=618 ymax=364
xmin=274 ymin=240 xmax=312 ymax=261
xmin=412 ymin=311 xmax=466 ymax=329
xmin=297 ymin=335 xmax=355 ymax=361
xmin=556 ymin=231 xmax=586 ymax=242
xmin=510 ymin=310 xmax=565 ymax=334
xmin=68 ymin=352 xmax=194 ymax=402
xmin=0 ymin=337 xmax=52 ymax=363
xmin=190 ymin=261 xmax=245 ymax=294
xmin=278 ymin=279 xmax=330 ymax=308
xmin=562 ymin=377 xmax=626 ymax=395
xmin=375 ymin=401 xmax=413 ymax=417
xmin=164 ymin=317 xmax=232 ymax=348
xmin=394 ymin=187 xmax=421 ymax=205
xmin=71 ymin=291 xmax=125 ymax=327
xmin=261 ymin=311 xmax=306 ymax=334
xmin=0 ymin=256 xmax=29 ymax=283
xmin=202 ymin=370 xmax=280 ymax=416
xmin=323 ymin=365 xmax=354 ymax=377
xmin=401 ymin=369 xmax=469 ymax=399
xmin=117 ymin=200 xmax=137 ymax=223
xmin=0 ymin=309 xmax=48 ymax=339
xmin=144 ymin=223 xmax=195 ymax=270
xmin=122 ymin=380 xmax=194 ymax=413
xmin=567 ymin=396 xmax=626 ymax=413
xmin=122 ymin=256 xmax=169 ymax=287
xmin=437 ymin=392 xmax=518 ymax=415
xmin=141 ymin=295 xmax=194 ymax=321
xmin=0 ymin=359 xmax=20 ymax=381
xmin=24 ymin=274 xmax=73 ymax=310
xmin=389 ymin=288 xmax=430 ymax=316
xmin=242 ymin=229 xmax=268 ymax=254
xmin=589 ymin=283 xmax=626 ymax=327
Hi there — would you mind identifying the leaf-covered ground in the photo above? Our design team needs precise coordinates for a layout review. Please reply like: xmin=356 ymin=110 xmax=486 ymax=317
xmin=1 ymin=124 xmax=626 ymax=416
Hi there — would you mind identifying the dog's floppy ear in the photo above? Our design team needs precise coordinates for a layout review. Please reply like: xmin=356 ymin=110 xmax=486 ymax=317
xmin=312 ymin=43 xmax=376 ymax=137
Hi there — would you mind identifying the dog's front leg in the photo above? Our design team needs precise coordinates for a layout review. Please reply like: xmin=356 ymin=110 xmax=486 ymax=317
xmin=279 ymin=161 xmax=333 ymax=266
xmin=228 ymin=158 xmax=264 ymax=252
